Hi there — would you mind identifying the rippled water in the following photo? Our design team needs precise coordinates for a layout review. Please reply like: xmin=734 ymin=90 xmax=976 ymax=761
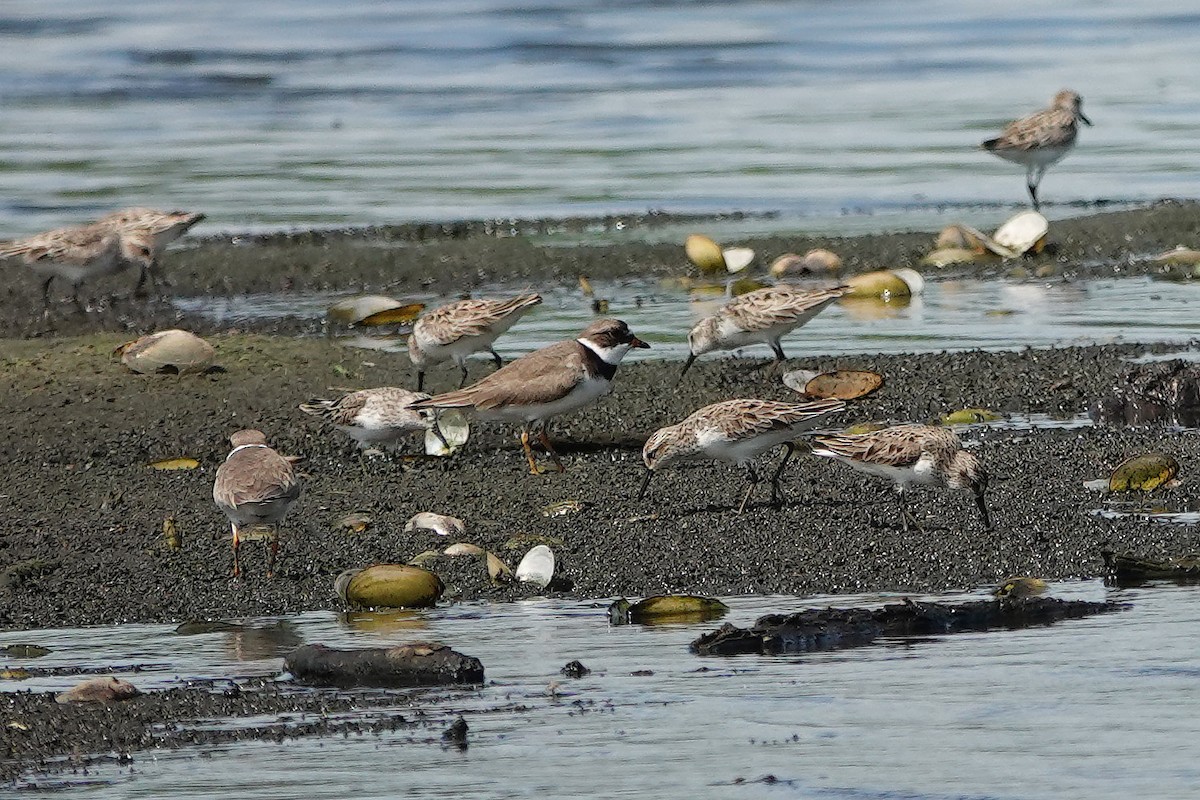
xmin=175 ymin=275 xmax=1200 ymax=360
xmin=3 ymin=0 xmax=1200 ymax=237
xmin=5 ymin=582 xmax=1200 ymax=798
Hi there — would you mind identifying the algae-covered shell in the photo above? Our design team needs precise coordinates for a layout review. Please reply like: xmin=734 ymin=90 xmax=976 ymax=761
xmin=609 ymin=594 xmax=730 ymax=625
xmin=335 ymin=564 xmax=444 ymax=609
xmin=845 ymin=270 xmax=922 ymax=300
xmin=1153 ymin=246 xmax=1200 ymax=267
xmin=327 ymin=295 xmax=407 ymax=325
xmin=990 ymin=210 xmax=1049 ymax=257
xmin=514 ymin=545 xmax=555 ymax=588
xmin=684 ymin=234 xmax=727 ymax=274
xmin=942 ymin=408 xmax=1001 ymax=425
xmin=1109 ymin=453 xmax=1180 ymax=492
xmin=993 ymin=576 xmax=1048 ymax=599
xmin=783 ymin=369 xmax=883 ymax=401
xmin=117 ymin=329 xmax=215 ymax=375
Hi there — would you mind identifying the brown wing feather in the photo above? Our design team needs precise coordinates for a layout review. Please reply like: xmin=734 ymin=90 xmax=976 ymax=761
xmin=723 ymin=286 xmax=847 ymax=329
xmin=708 ymin=399 xmax=845 ymax=439
xmin=413 ymin=340 xmax=584 ymax=411
xmin=214 ymin=448 xmax=302 ymax=509
xmin=419 ymin=294 xmax=541 ymax=343
xmin=987 ymin=108 xmax=1078 ymax=152
xmin=299 ymin=392 xmax=368 ymax=427
xmin=813 ymin=424 xmax=935 ymax=467
xmin=0 ymin=224 xmax=116 ymax=264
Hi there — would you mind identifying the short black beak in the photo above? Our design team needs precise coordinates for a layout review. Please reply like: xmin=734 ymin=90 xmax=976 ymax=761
xmin=637 ymin=470 xmax=654 ymax=500
xmin=1079 ymin=112 xmax=1092 ymax=126
xmin=630 ymin=336 xmax=650 ymax=349
xmin=677 ymin=354 xmax=696 ymax=384
xmin=975 ymin=491 xmax=993 ymax=531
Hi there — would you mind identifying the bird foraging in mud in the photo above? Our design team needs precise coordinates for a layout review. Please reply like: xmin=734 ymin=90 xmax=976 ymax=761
xmin=679 ymin=284 xmax=848 ymax=380
xmin=640 ymin=398 xmax=846 ymax=513
xmin=299 ymin=387 xmax=435 ymax=454
xmin=94 ymin=207 xmax=205 ymax=296
xmin=213 ymin=429 xmax=303 ymax=578
xmin=408 ymin=293 xmax=543 ymax=391
xmin=411 ymin=318 xmax=649 ymax=474
xmin=810 ymin=424 xmax=991 ymax=532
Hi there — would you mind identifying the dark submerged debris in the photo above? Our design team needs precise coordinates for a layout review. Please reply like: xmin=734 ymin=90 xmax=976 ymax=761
xmin=560 ymin=660 xmax=591 ymax=678
xmin=284 ymin=642 xmax=483 ymax=688
xmin=1102 ymin=550 xmax=1200 ymax=584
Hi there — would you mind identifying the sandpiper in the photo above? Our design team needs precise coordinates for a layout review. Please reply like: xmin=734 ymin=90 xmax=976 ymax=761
xmin=212 ymin=429 xmax=303 ymax=578
xmin=408 ymin=293 xmax=542 ymax=390
xmin=299 ymin=387 xmax=433 ymax=451
xmin=0 ymin=223 xmax=156 ymax=311
xmin=680 ymin=284 xmax=848 ymax=379
xmin=639 ymin=398 xmax=845 ymax=513
xmin=411 ymin=318 xmax=649 ymax=474
xmin=95 ymin=207 xmax=205 ymax=295
xmin=810 ymin=424 xmax=991 ymax=532
xmin=981 ymin=89 xmax=1091 ymax=210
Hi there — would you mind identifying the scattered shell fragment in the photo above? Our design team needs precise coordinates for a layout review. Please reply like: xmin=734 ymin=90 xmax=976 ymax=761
xmin=921 ymin=247 xmax=985 ymax=268
xmin=486 ymin=552 xmax=513 ymax=584
xmin=541 ymin=499 xmax=590 ymax=518
xmin=608 ymin=595 xmax=730 ymax=625
xmin=357 ymin=302 xmax=426 ymax=327
xmin=770 ymin=248 xmax=842 ymax=278
xmin=991 ymin=210 xmax=1049 ymax=257
xmin=116 ymin=329 xmax=216 ymax=375
xmin=935 ymin=224 xmax=987 ymax=252
xmin=941 ymin=408 xmax=1001 ymax=425
xmin=148 ymin=457 xmax=199 ymax=471
xmin=1109 ymin=453 xmax=1180 ymax=493
xmin=443 ymin=542 xmax=485 ymax=557
xmin=514 ymin=545 xmax=555 ymax=588
xmin=334 ymin=564 xmax=444 ymax=609
xmin=783 ymin=369 xmax=883 ymax=401
xmin=684 ymin=234 xmax=754 ymax=275
xmin=335 ymin=512 xmax=373 ymax=534
xmin=162 ymin=516 xmax=181 ymax=550
xmin=845 ymin=269 xmax=923 ymax=300
xmin=55 ymin=676 xmax=141 ymax=704
xmin=1 ymin=669 xmax=31 ymax=680
xmin=327 ymin=295 xmax=409 ymax=325
xmin=425 ymin=409 xmax=470 ymax=457
xmin=993 ymin=576 xmax=1049 ymax=599
xmin=407 ymin=550 xmax=440 ymax=566
xmin=1152 ymin=246 xmax=1200 ymax=267
xmin=578 ymin=275 xmax=595 ymax=296
xmin=405 ymin=512 xmax=466 ymax=537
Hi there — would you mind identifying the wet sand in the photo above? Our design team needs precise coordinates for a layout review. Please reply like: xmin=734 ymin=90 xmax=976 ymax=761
xmin=4 ymin=202 xmax=1200 ymax=783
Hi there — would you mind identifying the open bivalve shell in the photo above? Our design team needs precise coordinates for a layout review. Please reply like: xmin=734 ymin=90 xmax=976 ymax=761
xmin=1108 ymin=453 xmax=1180 ymax=492
xmin=327 ymin=295 xmax=410 ymax=325
xmin=684 ymin=234 xmax=754 ymax=275
xmin=990 ymin=210 xmax=1049 ymax=257
xmin=425 ymin=409 xmax=470 ymax=457
xmin=782 ymin=369 xmax=883 ymax=400
xmin=335 ymin=564 xmax=444 ymax=609
xmin=845 ymin=268 xmax=924 ymax=300
xmin=116 ymin=329 xmax=216 ymax=375
xmin=514 ymin=545 xmax=555 ymax=588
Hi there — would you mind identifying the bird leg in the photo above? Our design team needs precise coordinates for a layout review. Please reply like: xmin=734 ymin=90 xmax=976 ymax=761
xmin=266 ymin=529 xmax=279 ymax=579
xmin=231 ymin=524 xmax=242 ymax=578
xmin=895 ymin=487 xmax=921 ymax=533
xmin=71 ymin=284 xmax=87 ymax=314
xmin=41 ymin=276 xmax=54 ymax=310
xmin=975 ymin=489 xmax=993 ymax=531
xmin=1026 ymin=164 xmax=1043 ymax=210
xmin=520 ymin=427 xmax=541 ymax=475
xmin=769 ymin=442 xmax=796 ymax=507
xmin=457 ymin=361 xmax=470 ymax=388
xmin=489 ymin=348 xmax=503 ymax=370
xmin=770 ymin=340 xmax=787 ymax=362
xmin=537 ymin=428 xmax=565 ymax=473
xmin=737 ymin=464 xmax=760 ymax=514
xmin=416 ymin=370 xmax=426 ymax=392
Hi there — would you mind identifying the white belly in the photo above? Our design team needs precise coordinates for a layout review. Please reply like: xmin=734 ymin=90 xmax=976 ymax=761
xmin=696 ymin=426 xmax=794 ymax=466
xmin=480 ymin=375 xmax=612 ymax=424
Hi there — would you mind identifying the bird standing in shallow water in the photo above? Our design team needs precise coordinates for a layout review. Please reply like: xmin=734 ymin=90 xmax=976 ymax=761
xmin=640 ymin=398 xmax=845 ymax=513
xmin=213 ymin=429 xmax=303 ymax=578
xmin=981 ymin=89 xmax=1091 ymax=210
xmin=810 ymin=424 xmax=991 ymax=532
xmin=680 ymin=285 xmax=848 ymax=380
xmin=412 ymin=318 xmax=649 ymax=474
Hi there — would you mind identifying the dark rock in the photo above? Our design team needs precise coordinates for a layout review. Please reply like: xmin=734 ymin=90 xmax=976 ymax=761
xmin=284 ymin=642 xmax=484 ymax=687
xmin=560 ymin=660 xmax=591 ymax=678
xmin=692 ymin=597 xmax=1126 ymax=656
xmin=1102 ymin=549 xmax=1200 ymax=584
xmin=441 ymin=716 xmax=468 ymax=750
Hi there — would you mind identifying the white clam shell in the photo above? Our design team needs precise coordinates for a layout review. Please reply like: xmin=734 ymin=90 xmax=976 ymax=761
xmin=404 ymin=512 xmax=466 ymax=537
xmin=892 ymin=268 xmax=925 ymax=296
xmin=514 ymin=545 xmax=555 ymax=588
xmin=327 ymin=295 xmax=405 ymax=325
xmin=425 ymin=409 xmax=470 ymax=457
xmin=119 ymin=329 xmax=215 ymax=375
xmin=990 ymin=211 xmax=1049 ymax=257
xmin=720 ymin=247 xmax=755 ymax=274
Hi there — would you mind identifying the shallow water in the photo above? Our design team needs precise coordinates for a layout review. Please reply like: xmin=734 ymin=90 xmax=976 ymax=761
xmin=5 ymin=582 xmax=1200 ymax=798
xmin=175 ymin=275 xmax=1200 ymax=360
xmin=3 ymin=0 xmax=1200 ymax=237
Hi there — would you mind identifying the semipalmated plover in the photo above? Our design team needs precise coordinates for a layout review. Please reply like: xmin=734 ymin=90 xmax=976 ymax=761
xmin=300 ymin=387 xmax=433 ymax=451
xmin=212 ymin=429 xmax=303 ymax=577
xmin=409 ymin=293 xmax=542 ymax=390
xmin=0 ymin=223 xmax=156 ymax=311
xmin=982 ymin=90 xmax=1091 ymax=210
xmin=95 ymin=207 xmax=205 ymax=295
xmin=640 ymin=397 xmax=845 ymax=513
xmin=412 ymin=318 xmax=648 ymax=474
xmin=680 ymin=284 xmax=848 ymax=379
xmin=810 ymin=424 xmax=991 ymax=532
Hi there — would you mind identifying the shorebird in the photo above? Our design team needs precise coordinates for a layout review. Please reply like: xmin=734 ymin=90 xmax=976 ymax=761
xmin=680 ymin=284 xmax=848 ymax=379
xmin=981 ymin=89 xmax=1092 ymax=210
xmin=0 ymin=223 xmax=157 ymax=311
xmin=408 ymin=293 xmax=542 ymax=391
xmin=300 ymin=387 xmax=434 ymax=454
xmin=810 ymin=424 xmax=991 ymax=532
xmin=213 ymin=429 xmax=303 ymax=578
xmin=95 ymin=207 xmax=205 ymax=295
xmin=411 ymin=318 xmax=649 ymax=474
xmin=639 ymin=398 xmax=845 ymax=513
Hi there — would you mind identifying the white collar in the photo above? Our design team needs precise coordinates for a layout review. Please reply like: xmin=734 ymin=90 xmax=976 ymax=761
xmin=578 ymin=337 xmax=630 ymax=366
xmin=227 ymin=443 xmax=269 ymax=460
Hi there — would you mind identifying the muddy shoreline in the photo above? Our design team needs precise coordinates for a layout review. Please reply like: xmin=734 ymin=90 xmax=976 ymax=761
xmin=5 ymin=202 xmax=1200 ymax=786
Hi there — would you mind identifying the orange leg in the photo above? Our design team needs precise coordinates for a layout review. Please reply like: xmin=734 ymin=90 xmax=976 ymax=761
xmin=267 ymin=530 xmax=279 ymax=579
xmin=520 ymin=428 xmax=540 ymax=475
xmin=231 ymin=524 xmax=242 ymax=578
xmin=537 ymin=429 xmax=565 ymax=473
